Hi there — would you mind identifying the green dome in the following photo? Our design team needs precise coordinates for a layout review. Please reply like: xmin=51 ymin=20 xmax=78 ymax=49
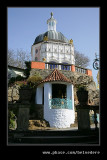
xmin=33 ymin=30 xmax=69 ymax=44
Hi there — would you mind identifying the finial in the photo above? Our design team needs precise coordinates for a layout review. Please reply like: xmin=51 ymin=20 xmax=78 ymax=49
xmin=51 ymin=12 xmax=53 ymax=17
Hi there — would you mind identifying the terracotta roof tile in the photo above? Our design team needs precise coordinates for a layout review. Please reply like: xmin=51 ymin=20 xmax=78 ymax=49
xmin=39 ymin=69 xmax=72 ymax=85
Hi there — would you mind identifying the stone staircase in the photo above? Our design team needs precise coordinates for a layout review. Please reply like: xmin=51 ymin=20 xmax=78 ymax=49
xmin=8 ymin=129 xmax=99 ymax=145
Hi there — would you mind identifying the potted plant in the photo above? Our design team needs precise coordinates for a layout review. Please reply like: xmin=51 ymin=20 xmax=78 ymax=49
xmin=76 ymin=85 xmax=88 ymax=105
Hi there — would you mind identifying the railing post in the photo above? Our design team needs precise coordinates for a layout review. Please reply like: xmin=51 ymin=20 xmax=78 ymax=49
xmin=86 ymin=69 xmax=92 ymax=76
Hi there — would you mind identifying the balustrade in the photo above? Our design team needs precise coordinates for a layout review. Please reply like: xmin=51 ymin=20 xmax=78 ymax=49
xmin=75 ymin=66 xmax=86 ymax=74
xmin=49 ymin=98 xmax=72 ymax=109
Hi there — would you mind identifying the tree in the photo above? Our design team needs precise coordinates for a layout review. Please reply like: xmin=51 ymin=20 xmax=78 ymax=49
xmin=74 ymin=50 xmax=90 ymax=68
xmin=24 ymin=61 xmax=31 ymax=79
xmin=8 ymin=49 xmax=31 ymax=69
xmin=8 ymin=49 xmax=16 ymax=66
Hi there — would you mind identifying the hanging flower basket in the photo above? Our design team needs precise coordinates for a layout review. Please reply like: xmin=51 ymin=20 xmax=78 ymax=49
xmin=76 ymin=85 xmax=88 ymax=105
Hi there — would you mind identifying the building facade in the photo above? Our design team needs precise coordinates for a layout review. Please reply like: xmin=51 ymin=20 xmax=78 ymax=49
xmin=31 ymin=13 xmax=92 ymax=128
xmin=31 ymin=12 xmax=75 ymax=70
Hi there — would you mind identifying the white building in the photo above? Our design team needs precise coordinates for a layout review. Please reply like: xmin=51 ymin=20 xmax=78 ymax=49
xmin=36 ymin=69 xmax=75 ymax=128
xmin=31 ymin=12 xmax=75 ymax=70
xmin=32 ymin=13 xmax=76 ymax=128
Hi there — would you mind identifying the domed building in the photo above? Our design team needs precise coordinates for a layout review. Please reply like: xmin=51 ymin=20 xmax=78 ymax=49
xmin=31 ymin=12 xmax=75 ymax=69
xmin=30 ymin=13 xmax=92 ymax=129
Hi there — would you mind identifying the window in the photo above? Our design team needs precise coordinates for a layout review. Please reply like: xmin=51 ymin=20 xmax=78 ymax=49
xmin=35 ymin=57 xmax=38 ymax=61
xmin=61 ymin=63 xmax=70 ymax=71
xmin=49 ymin=61 xmax=58 ymax=69
xmin=35 ymin=49 xmax=38 ymax=54
xmin=52 ymin=21 xmax=54 ymax=26
xmin=49 ymin=22 xmax=51 ymax=26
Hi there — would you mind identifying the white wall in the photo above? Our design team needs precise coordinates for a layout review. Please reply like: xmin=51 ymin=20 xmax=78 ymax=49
xmin=40 ymin=41 xmax=75 ymax=65
xmin=67 ymin=84 xmax=75 ymax=120
xmin=43 ymin=82 xmax=75 ymax=128
xmin=44 ymin=83 xmax=52 ymax=120
xmin=47 ymin=109 xmax=75 ymax=128
xmin=35 ymin=86 xmax=43 ymax=104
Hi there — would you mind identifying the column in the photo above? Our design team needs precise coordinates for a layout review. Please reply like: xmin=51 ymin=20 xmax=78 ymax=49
xmin=77 ymin=106 xmax=90 ymax=130
xmin=17 ymin=104 xmax=30 ymax=131
xmin=35 ymin=86 xmax=43 ymax=104
xmin=67 ymin=84 xmax=74 ymax=110
xmin=44 ymin=83 xmax=52 ymax=120
xmin=71 ymin=64 xmax=75 ymax=72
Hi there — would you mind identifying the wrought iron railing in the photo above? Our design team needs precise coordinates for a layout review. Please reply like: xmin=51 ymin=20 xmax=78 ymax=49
xmin=49 ymin=98 xmax=72 ymax=109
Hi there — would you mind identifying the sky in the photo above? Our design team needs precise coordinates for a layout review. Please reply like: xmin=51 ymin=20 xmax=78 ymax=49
xmin=8 ymin=7 xmax=100 ymax=85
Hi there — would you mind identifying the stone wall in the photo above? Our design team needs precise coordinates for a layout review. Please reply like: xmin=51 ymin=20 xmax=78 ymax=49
xmin=8 ymin=69 xmax=99 ymax=106
xmin=8 ymin=85 xmax=20 ymax=103
xmin=30 ymin=104 xmax=44 ymax=120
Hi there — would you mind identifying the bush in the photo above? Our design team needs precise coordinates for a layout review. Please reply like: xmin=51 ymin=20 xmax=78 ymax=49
xmin=9 ymin=110 xmax=16 ymax=129
xmin=27 ymin=75 xmax=42 ymax=88
xmin=24 ymin=61 xmax=31 ymax=78
xmin=9 ymin=75 xmax=25 ymax=85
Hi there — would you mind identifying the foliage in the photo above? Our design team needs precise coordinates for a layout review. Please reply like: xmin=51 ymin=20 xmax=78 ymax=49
xmin=27 ymin=74 xmax=42 ymax=88
xmin=74 ymin=50 xmax=90 ymax=68
xmin=9 ymin=110 xmax=16 ymax=129
xmin=8 ymin=75 xmax=25 ymax=86
xmin=24 ymin=61 xmax=31 ymax=78
xmin=76 ymin=84 xmax=87 ymax=91
xmin=15 ymin=80 xmax=27 ymax=87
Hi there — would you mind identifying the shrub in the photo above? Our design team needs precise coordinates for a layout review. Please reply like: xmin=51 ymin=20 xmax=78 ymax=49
xmin=24 ymin=61 xmax=31 ymax=78
xmin=76 ymin=84 xmax=87 ymax=91
xmin=9 ymin=110 xmax=16 ymax=129
xmin=9 ymin=75 xmax=25 ymax=86
xmin=27 ymin=75 xmax=42 ymax=88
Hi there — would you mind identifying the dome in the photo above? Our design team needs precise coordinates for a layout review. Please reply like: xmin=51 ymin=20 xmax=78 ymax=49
xmin=33 ymin=30 xmax=69 ymax=45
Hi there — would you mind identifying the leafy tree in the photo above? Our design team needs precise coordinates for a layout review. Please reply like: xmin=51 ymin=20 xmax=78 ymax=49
xmin=74 ymin=50 xmax=90 ymax=68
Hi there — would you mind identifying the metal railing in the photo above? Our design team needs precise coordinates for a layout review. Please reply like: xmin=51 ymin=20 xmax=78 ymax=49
xmin=49 ymin=98 xmax=72 ymax=109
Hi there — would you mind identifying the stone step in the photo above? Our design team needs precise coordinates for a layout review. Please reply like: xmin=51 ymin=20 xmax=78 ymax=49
xmin=9 ymin=129 xmax=99 ymax=144
xmin=9 ymin=128 xmax=99 ymax=137
xmin=13 ymin=134 xmax=99 ymax=144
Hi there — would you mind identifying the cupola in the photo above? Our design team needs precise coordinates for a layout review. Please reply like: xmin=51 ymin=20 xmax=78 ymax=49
xmin=47 ymin=12 xmax=57 ymax=32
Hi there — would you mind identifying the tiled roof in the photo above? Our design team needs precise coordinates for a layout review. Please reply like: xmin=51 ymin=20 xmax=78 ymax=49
xmin=39 ymin=69 xmax=72 ymax=85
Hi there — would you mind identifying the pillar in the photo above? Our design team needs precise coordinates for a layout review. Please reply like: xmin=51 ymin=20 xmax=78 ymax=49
xmin=67 ymin=84 xmax=75 ymax=123
xmin=17 ymin=104 xmax=30 ymax=131
xmin=67 ymin=84 xmax=74 ymax=110
xmin=86 ymin=69 xmax=92 ymax=76
xmin=35 ymin=86 xmax=43 ymax=104
xmin=44 ymin=83 xmax=52 ymax=121
xmin=76 ymin=105 xmax=90 ymax=130
xmin=71 ymin=64 xmax=75 ymax=72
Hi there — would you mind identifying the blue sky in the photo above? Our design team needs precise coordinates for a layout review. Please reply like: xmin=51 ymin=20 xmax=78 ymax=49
xmin=8 ymin=7 xmax=99 ymax=84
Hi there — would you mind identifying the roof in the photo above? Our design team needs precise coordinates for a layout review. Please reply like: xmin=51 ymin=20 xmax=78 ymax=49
xmin=8 ymin=65 xmax=25 ymax=71
xmin=33 ymin=30 xmax=69 ymax=45
xmin=39 ymin=69 xmax=72 ymax=85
